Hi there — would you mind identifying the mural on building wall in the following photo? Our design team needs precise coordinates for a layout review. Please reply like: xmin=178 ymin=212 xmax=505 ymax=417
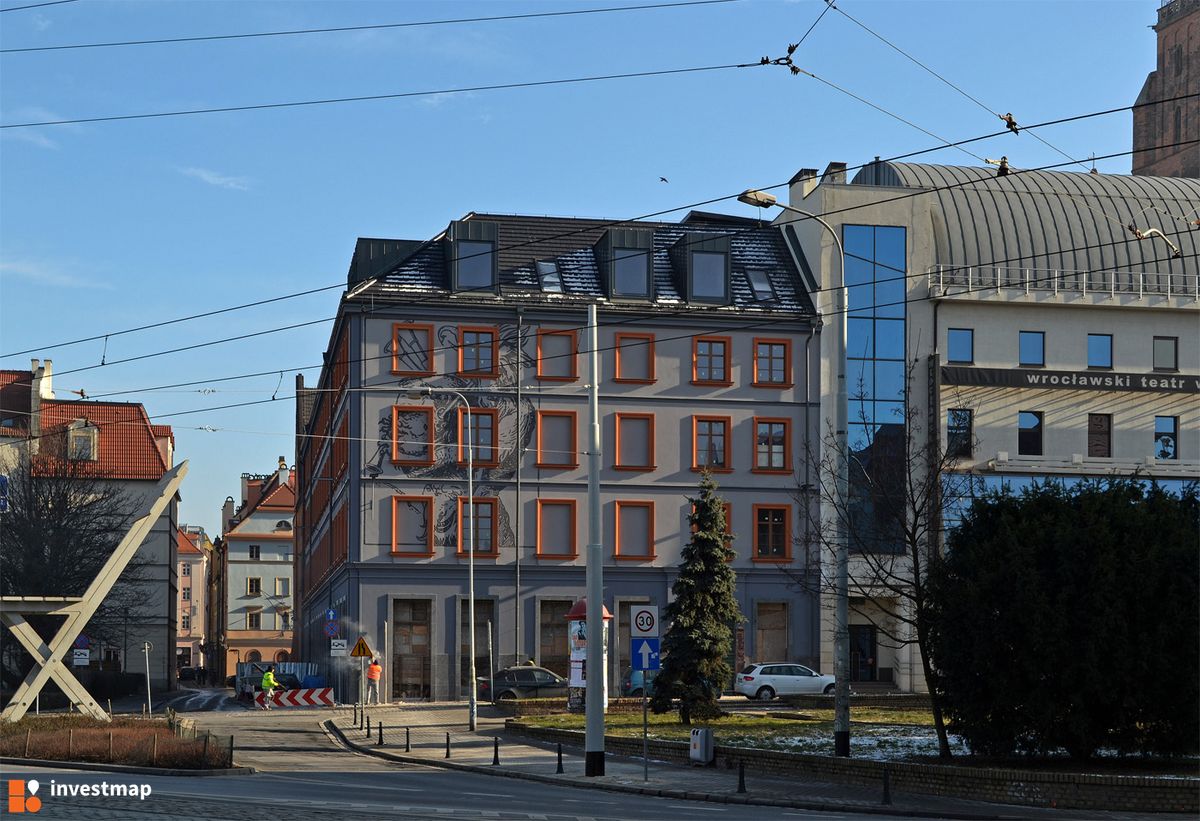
xmin=364 ymin=323 xmax=545 ymax=554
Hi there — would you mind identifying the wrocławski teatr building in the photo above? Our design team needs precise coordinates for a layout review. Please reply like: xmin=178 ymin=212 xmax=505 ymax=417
xmin=784 ymin=161 xmax=1198 ymax=693
xmin=293 ymin=211 xmax=824 ymax=701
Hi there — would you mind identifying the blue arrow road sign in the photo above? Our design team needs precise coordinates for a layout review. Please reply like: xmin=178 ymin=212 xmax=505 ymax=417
xmin=633 ymin=638 xmax=660 ymax=672
xmin=325 ymin=609 xmax=336 ymax=621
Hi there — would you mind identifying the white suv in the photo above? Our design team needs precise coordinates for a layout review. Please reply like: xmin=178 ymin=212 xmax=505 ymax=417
xmin=735 ymin=663 xmax=835 ymax=700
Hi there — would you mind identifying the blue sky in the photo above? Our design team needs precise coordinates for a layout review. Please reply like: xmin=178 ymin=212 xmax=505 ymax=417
xmin=0 ymin=0 xmax=1163 ymax=534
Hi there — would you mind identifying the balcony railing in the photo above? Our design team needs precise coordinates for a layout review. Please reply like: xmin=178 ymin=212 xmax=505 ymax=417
xmin=928 ymin=265 xmax=1199 ymax=301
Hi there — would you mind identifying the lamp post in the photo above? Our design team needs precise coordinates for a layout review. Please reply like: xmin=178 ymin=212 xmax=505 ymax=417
xmin=738 ymin=189 xmax=851 ymax=757
xmin=407 ymin=386 xmax=477 ymax=731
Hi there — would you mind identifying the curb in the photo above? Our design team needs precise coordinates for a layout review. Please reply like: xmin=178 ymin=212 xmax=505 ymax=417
xmin=322 ymin=721 xmax=1007 ymax=820
xmin=0 ymin=756 xmax=256 ymax=777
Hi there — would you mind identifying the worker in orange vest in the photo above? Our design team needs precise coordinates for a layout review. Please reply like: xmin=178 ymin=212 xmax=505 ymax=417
xmin=366 ymin=658 xmax=382 ymax=705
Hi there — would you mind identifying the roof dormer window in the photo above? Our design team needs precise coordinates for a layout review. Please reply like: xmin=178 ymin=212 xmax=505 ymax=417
xmin=672 ymin=233 xmax=731 ymax=304
xmin=536 ymin=260 xmax=564 ymax=293
xmin=596 ymin=228 xmax=654 ymax=300
xmin=746 ymin=267 xmax=776 ymax=304
xmin=446 ymin=220 xmax=499 ymax=294
xmin=691 ymin=251 xmax=728 ymax=300
xmin=613 ymin=248 xmax=650 ymax=297
xmin=68 ymin=420 xmax=98 ymax=461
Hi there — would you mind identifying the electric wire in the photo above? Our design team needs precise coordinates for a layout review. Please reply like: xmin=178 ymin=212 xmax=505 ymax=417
xmin=0 ymin=0 xmax=76 ymax=11
xmin=0 ymin=1 xmax=738 ymax=53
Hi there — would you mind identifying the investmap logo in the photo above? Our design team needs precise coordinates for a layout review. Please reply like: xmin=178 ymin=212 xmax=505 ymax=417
xmin=6 ymin=780 xmax=41 ymax=814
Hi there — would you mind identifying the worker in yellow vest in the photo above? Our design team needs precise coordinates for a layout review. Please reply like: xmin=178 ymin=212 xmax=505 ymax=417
xmin=366 ymin=658 xmax=382 ymax=705
xmin=261 ymin=666 xmax=279 ymax=711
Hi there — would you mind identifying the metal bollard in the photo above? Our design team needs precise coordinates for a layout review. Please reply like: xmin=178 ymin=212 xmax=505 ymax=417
xmin=352 ymin=702 xmax=358 ymax=724
xmin=555 ymin=742 xmax=564 ymax=774
xmin=492 ymin=736 xmax=500 ymax=766
xmin=405 ymin=726 xmax=411 ymax=752
xmin=378 ymin=722 xmax=383 ymax=746
xmin=445 ymin=732 xmax=451 ymax=758
xmin=882 ymin=767 xmax=892 ymax=805
xmin=367 ymin=714 xmax=372 ymax=735
xmin=737 ymin=761 xmax=747 ymax=794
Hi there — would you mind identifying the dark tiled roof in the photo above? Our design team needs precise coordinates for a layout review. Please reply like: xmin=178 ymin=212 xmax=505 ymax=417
xmin=360 ymin=213 xmax=815 ymax=316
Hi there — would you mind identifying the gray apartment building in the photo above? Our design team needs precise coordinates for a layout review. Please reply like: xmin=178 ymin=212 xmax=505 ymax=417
xmin=781 ymin=161 xmax=1199 ymax=692
xmin=295 ymin=211 xmax=822 ymax=701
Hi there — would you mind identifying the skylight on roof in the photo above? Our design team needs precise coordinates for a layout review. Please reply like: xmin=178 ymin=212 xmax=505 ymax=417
xmin=536 ymin=260 xmax=564 ymax=293
xmin=746 ymin=268 xmax=776 ymax=304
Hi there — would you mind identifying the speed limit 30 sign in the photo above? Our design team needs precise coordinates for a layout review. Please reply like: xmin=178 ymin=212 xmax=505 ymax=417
xmin=631 ymin=605 xmax=659 ymax=638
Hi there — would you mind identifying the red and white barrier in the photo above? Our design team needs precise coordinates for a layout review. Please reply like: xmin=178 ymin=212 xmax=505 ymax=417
xmin=254 ymin=687 xmax=335 ymax=708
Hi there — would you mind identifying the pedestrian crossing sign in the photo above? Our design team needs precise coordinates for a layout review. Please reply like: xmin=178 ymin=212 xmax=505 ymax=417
xmin=349 ymin=636 xmax=373 ymax=658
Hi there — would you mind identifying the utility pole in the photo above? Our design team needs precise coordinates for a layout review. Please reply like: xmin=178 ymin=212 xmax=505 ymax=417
xmin=584 ymin=302 xmax=605 ymax=777
xmin=142 ymin=641 xmax=154 ymax=714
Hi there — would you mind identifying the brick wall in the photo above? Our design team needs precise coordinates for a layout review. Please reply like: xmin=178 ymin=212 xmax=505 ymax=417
xmin=508 ymin=722 xmax=1199 ymax=814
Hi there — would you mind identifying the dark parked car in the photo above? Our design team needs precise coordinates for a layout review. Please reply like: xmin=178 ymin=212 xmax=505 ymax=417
xmin=478 ymin=666 xmax=568 ymax=702
xmin=177 ymin=667 xmax=196 ymax=681
xmin=619 ymin=666 xmax=657 ymax=697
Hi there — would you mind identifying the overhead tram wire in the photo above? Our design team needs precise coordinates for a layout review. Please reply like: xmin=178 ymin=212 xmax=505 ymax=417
xmin=0 ymin=0 xmax=738 ymax=53
xmin=8 ymin=92 xmax=1191 ymax=361
xmin=0 ymin=0 xmax=76 ymax=11
xmin=44 ymin=137 xmax=1200 ymax=382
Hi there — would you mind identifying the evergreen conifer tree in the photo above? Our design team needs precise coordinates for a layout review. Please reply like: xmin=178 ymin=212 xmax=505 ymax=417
xmin=649 ymin=472 xmax=742 ymax=724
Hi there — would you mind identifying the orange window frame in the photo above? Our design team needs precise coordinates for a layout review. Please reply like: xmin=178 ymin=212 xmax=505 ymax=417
xmin=391 ymin=495 xmax=434 ymax=557
xmin=752 ymin=504 xmax=792 ymax=563
xmin=691 ymin=501 xmax=733 ymax=537
xmin=752 ymin=337 xmax=793 ymax=388
xmin=614 ymin=500 xmax=655 ymax=560
xmin=751 ymin=416 xmax=792 ymax=474
xmin=614 ymin=332 xmax=656 ymax=384
xmin=613 ymin=412 xmax=656 ymax=471
xmin=691 ymin=335 xmax=733 ymax=386
xmin=456 ymin=497 xmax=500 ymax=558
xmin=391 ymin=323 xmax=435 ymax=376
xmin=536 ymin=329 xmax=579 ymax=382
xmin=536 ymin=410 xmax=578 ymax=469
xmin=457 ymin=407 xmax=500 ymax=468
xmin=691 ymin=415 xmax=733 ymax=473
xmin=391 ymin=406 xmax=435 ymax=466
xmin=457 ymin=325 xmax=500 ymax=379
xmin=536 ymin=499 xmax=578 ymax=559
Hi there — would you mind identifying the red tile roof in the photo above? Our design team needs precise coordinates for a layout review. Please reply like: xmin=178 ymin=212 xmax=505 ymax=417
xmin=0 ymin=369 xmax=32 ymax=434
xmin=41 ymin=400 xmax=169 ymax=480
xmin=177 ymin=527 xmax=203 ymax=555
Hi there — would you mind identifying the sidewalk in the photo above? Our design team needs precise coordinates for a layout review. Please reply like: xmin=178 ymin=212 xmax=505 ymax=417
xmin=326 ymin=703 xmax=1173 ymax=820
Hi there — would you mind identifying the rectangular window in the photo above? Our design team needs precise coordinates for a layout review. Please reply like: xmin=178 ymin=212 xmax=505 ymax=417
xmin=456 ymin=239 xmax=496 ymax=292
xmin=614 ymin=500 xmax=654 ymax=560
xmin=181 ymin=563 xmax=190 ymax=577
xmin=459 ymin=599 xmax=494 ymax=691
xmin=392 ymin=406 xmax=435 ymax=466
xmin=612 ymin=248 xmax=650 ymax=297
xmin=457 ymin=326 xmax=499 ymax=378
xmin=538 ymin=600 xmax=571 ymax=677
xmin=536 ymin=329 xmax=578 ymax=381
xmin=746 ymin=267 xmax=775 ymax=302
xmin=181 ymin=587 xmax=191 ymax=601
xmin=275 ymin=577 xmax=290 ymax=597
xmin=613 ymin=333 xmax=655 ymax=383
xmin=1153 ymin=336 xmax=1178 ymax=371
xmin=181 ymin=613 xmax=190 ymax=630
xmin=691 ymin=251 xmax=728 ymax=301
xmin=614 ymin=413 xmax=655 ymax=471
xmin=753 ymin=417 xmax=790 ymax=472
xmin=1087 ymin=413 xmax=1111 ymax=458
xmin=457 ymin=497 xmax=499 ymax=557
xmin=247 ymin=609 xmax=261 ymax=630
xmin=247 ymin=577 xmax=262 ymax=595
xmin=1018 ymin=411 xmax=1043 ymax=456
xmin=280 ymin=610 xmax=292 ymax=631
xmin=693 ymin=415 xmax=732 ymax=472
xmin=536 ymin=499 xmax=577 ymax=559
xmin=946 ymin=409 xmax=973 ymax=458
xmin=753 ymin=339 xmax=791 ymax=387
xmin=457 ymin=407 xmax=499 ymax=468
xmin=536 ymin=410 xmax=577 ymax=469
xmin=1087 ymin=334 xmax=1112 ymax=369
xmin=392 ymin=495 xmax=434 ymax=556
xmin=753 ymin=505 xmax=791 ymax=562
xmin=391 ymin=323 xmax=434 ymax=376
xmin=67 ymin=425 xmax=97 ymax=461
xmin=1019 ymin=331 xmax=1045 ymax=366
xmin=693 ymin=337 xmax=732 ymax=385
xmin=947 ymin=328 xmax=973 ymax=363
xmin=249 ymin=544 xmax=261 ymax=560
xmin=536 ymin=260 xmax=563 ymax=292
xmin=1155 ymin=416 xmax=1179 ymax=460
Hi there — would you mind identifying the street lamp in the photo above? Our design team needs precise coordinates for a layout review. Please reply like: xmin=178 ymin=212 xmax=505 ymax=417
xmin=406 ymin=386 xmax=478 ymax=731
xmin=738 ymin=188 xmax=851 ymax=757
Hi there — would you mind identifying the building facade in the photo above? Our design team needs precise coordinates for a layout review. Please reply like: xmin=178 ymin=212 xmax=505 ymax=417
xmin=295 ymin=212 xmax=822 ymax=702
xmin=0 ymin=359 xmax=180 ymax=689
xmin=1133 ymin=0 xmax=1199 ymax=177
xmin=219 ymin=459 xmax=296 ymax=673
xmin=785 ymin=161 xmax=1199 ymax=692
xmin=175 ymin=526 xmax=211 ymax=673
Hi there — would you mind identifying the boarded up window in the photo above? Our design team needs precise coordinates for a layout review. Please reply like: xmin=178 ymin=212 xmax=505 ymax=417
xmin=537 ymin=500 xmax=576 ymax=557
xmin=537 ymin=330 xmax=577 ymax=380
xmin=537 ymin=411 xmax=576 ymax=468
xmin=539 ymin=600 xmax=572 ymax=676
xmin=615 ymin=414 xmax=654 ymax=469
xmin=755 ymin=602 xmax=788 ymax=662
xmin=392 ymin=324 xmax=433 ymax=375
xmin=392 ymin=496 xmax=433 ymax=555
xmin=614 ymin=333 xmax=654 ymax=382
xmin=615 ymin=501 xmax=653 ymax=558
xmin=392 ymin=407 xmax=434 ymax=466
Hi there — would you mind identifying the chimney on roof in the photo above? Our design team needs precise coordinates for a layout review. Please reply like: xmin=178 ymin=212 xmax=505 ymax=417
xmin=821 ymin=162 xmax=847 ymax=186
xmin=788 ymin=168 xmax=819 ymax=205
xmin=277 ymin=456 xmax=288 ymax=485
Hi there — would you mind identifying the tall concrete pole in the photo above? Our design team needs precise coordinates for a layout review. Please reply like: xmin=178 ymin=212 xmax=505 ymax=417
xmin=584 ymin=302 xmax=605 ymax=777
xmin=833 ymin=282 xmax=850 ymax=757
xmin=465 ymin=398 xmax=477 ymax=732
